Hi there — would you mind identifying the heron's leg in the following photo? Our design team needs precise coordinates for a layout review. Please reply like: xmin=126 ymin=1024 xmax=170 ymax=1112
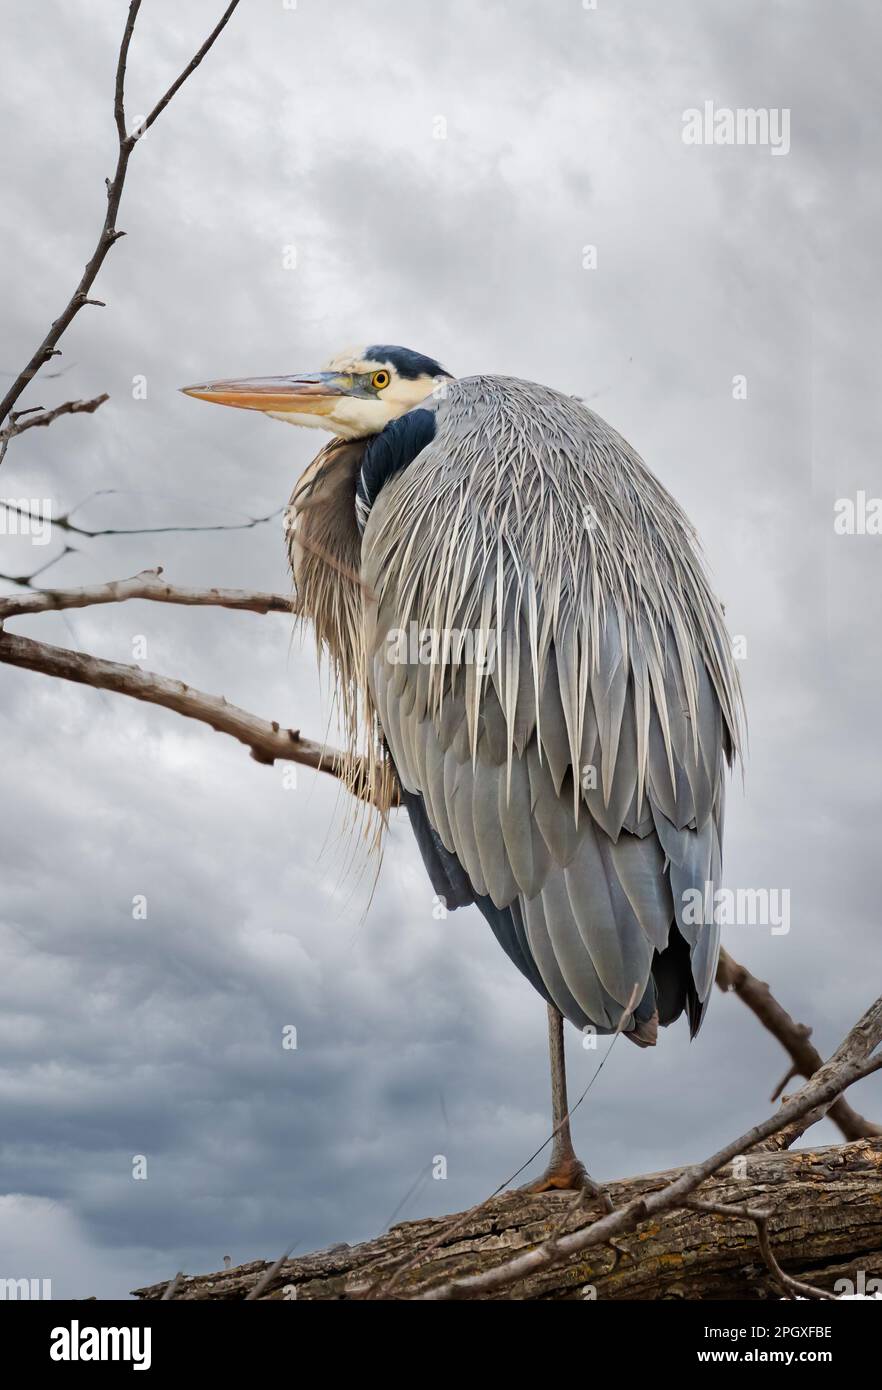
xmin=521 ymin=1003 xmax=588 ymax=1193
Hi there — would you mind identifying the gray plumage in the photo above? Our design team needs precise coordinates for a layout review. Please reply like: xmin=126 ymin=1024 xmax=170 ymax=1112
xmin=289 ymin=373 xmax=743 ymax=1042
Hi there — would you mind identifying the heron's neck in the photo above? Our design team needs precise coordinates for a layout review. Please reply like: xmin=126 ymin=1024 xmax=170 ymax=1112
xmin=355 ymin=407 xmax=438 ymax=534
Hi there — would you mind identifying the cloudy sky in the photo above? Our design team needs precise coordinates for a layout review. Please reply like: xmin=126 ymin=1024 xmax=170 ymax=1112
xmin=0 ymin=0 xmax=879 ymax=1299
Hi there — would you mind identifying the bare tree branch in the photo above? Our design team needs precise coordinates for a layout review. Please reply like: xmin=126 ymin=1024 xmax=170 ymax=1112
xmin=133 ymin=1137 xmax=882 ymax=1301
xmin=752 ymin=993 xmax=882 ymax=1154
xmin=0 ymin=568 xmax=295 ymax=622
xmin=716 ymin=947 xmax=881 ymax=1141
xmin=0 ymin=0 xmax=241 ymax=435
xmin=411 ymin=998 xmax=882 ymax=1299
xmin=0 ymin=629 xmax=345 ymax=777
xmin=0 ymin=396 xmax=108 ymax=464
xmin=0 ymin=570 xmax=389 ymax=804
xmin=0 ymin=547 xmax=81 ymax=592
xmin=134 ymin=1 xmax=241 ymax=140
xmin=244 ymin=1244 xmax=299 ymax=1302
xmin=113 ymin=0 xmax=141 ymax=141
xmin=683 ymin=1198 xmax=835 ymax=1301
xmin=0 ymin=362 xmax=79 ymax=381
xmin=160 ymin=1272 xmax=184 ymax=1302
xmin=0 ymin=496 xmax=284 ymax=595
xmin=374 ymin=989 xmax=637 ymax=1300
xmin=0 ymin=497 xmax=284 ymax=541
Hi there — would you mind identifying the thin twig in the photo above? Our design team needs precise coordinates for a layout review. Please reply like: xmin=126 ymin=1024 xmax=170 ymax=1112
xmin=0 ymin=0 xmax=241 ymax=434
xmin=114 ymin=0 xmax=141 ymax=142
xmin=0 ymin=500 xmax=284 ymax=594
xmin=0 ymin=547 xmax=80 ymax=592
xmin=0 ymin=629 xmax=334 ymax=772
xmin=0 ymin=497 xmax=284 ymax=541
xmin=716 ymin=947 xmax=880 ymax=1140
xmin=160 ymin=1271 xmax=184 ymax=1301
xmin=0 ymin=395 xmax=108 ymax=445
xmin=684 ymin=1199 xmax=834 ymax=1301
xmin=371 ymin=985 xmax=640 ymax=1299
xmin=0 ymin=628 xmax=396 ymax=806
xmin=135 ymin=1 xmax=241 ymax=141
xmin=413 ymin=1026 xmax=882 ymax=1299
xmin=244 ymin=1244 xmax=299 ymax=1302
xmin=0 ymin=568 xmax=296 ymax=622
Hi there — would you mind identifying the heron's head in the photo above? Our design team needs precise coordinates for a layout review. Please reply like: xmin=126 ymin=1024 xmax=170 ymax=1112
xmin=181 ymin=345 xmax=451 ymax=441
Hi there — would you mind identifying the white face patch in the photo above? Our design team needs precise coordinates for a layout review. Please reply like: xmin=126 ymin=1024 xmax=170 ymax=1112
xmin=326 ymin=396 xmax=399 ymax=439
xmin=267 ymin=363 xmax=444 ymax=438
xmin=266 ymin=398 xmax=393 ymax=439
xmin=266 ymin=409 xmax=332 ymax=431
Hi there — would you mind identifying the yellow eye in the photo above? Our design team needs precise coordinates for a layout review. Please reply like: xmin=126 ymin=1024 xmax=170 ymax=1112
xmin=371 ymin=369 xmax=391 ymax=390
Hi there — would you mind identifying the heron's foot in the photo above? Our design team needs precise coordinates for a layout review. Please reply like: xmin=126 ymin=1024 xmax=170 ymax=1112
xmin=520 ymin=1152 xmax=588 ymax=1194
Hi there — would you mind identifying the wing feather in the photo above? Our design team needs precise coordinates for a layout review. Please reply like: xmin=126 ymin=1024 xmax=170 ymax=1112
xmin=360 ymin=376 xmax=742 ymax=1037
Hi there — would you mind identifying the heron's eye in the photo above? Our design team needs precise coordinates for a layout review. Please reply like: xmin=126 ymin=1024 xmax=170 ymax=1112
xmin=371 ymin=370 xmax=391 ymax=390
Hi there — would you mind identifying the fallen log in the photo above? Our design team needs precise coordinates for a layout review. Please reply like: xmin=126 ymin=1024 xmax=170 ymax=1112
xmin=133 ymin=1137 xmax=882 ymax=1301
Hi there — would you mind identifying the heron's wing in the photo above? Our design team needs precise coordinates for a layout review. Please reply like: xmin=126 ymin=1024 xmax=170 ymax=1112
xmin=361 ymin=376 xmax=741 ymax=1037
xmin=372 ymin=605 xmax=725 ymax=1035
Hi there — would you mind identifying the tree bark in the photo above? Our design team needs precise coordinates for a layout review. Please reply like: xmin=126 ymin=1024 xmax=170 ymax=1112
xmin=132 ymin=1137 xmax=882 ymax=1301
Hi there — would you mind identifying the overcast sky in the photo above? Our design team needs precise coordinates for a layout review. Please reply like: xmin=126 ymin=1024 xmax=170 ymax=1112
xmin=0 ymin=0 xmax=879 ymax=1299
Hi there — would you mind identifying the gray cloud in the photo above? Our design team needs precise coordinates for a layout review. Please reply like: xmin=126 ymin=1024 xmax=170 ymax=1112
xmin=0 ymin=0 xmax=879 ymax=1297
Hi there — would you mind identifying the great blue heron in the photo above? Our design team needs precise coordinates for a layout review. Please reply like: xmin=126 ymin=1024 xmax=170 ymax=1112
xmin=183 ymin=346 xmax=743 ymax=1191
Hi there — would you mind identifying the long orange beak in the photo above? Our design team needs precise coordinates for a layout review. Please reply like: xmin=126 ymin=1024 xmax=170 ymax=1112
xmin=180 ymin=372 xmax=349 ymax=415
